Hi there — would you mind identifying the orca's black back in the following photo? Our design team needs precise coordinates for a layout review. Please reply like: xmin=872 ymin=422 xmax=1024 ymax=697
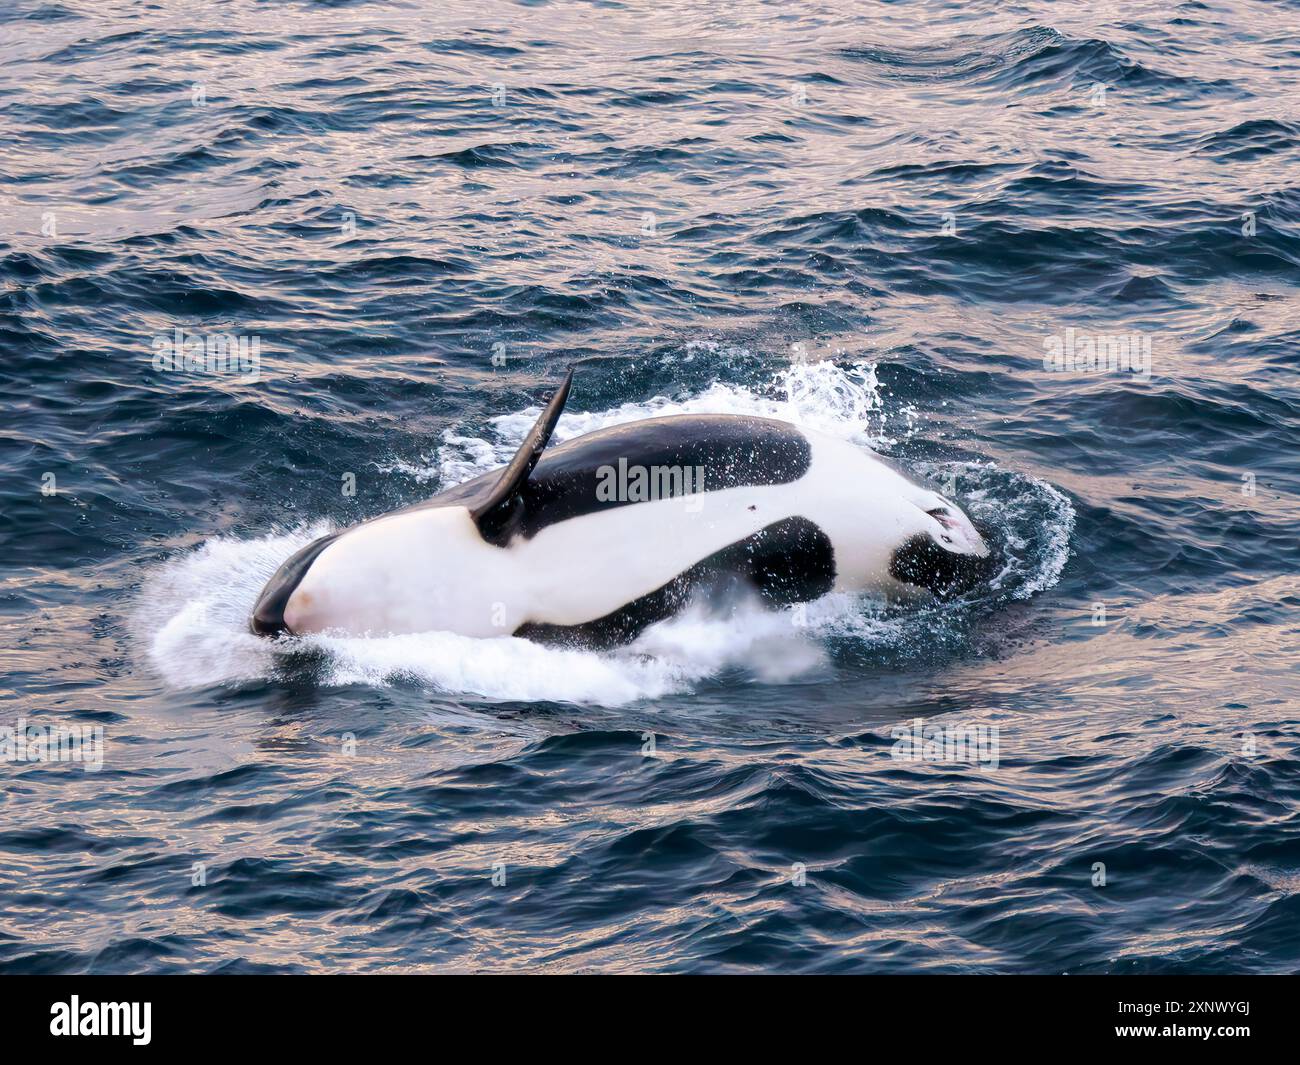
xmin=417 ymin=414 xmax=813 ymax=542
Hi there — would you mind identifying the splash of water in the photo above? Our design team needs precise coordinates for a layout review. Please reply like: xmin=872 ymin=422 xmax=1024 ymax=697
xmin=398 ymin=355 xmax=910 ymax=487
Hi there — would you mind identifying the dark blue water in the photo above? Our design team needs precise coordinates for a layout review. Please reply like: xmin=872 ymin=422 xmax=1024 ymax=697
xmin=2 ymin=0 xmax=1298 ymax=973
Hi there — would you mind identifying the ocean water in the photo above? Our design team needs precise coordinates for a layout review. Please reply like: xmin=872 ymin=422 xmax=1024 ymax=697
xmin=1 ymin=0 xmax=1298 ymax=974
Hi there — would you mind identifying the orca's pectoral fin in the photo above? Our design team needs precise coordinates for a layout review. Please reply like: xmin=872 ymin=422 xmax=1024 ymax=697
xmin=471 ymin=366 xmax=574 ymax=545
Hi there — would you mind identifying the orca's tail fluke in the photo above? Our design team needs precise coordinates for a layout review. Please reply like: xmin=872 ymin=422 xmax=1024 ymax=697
xmin=471 ymin=366 xmax=574 ymax=545
xmin=249 ymin=532 xmax=341 ymax=636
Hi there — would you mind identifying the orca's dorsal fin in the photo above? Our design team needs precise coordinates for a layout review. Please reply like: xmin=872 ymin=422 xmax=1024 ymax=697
xmin=471 ymin=367 xmax=574 ymax=545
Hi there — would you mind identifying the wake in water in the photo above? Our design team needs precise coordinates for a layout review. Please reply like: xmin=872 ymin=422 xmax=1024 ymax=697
xmin=135 ymin=357 xmax=1074 ymax=705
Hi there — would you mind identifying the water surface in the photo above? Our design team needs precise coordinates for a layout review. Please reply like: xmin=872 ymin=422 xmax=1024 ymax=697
xmin=1 ymin=0 xmax=1298 ymax=973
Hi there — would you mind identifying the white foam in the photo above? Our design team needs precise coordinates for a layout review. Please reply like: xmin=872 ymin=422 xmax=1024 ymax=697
xmin=136 ymin=356 xmax=1072 ymax=705
xmin=134 ymin=525 xmax=331 ymax=689
xmin=955 ymin=461 xmax=1076 ymax=598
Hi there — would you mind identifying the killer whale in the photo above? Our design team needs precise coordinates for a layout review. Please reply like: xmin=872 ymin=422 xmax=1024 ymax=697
xmin=251 ymin=369 xmax=995 ymax=646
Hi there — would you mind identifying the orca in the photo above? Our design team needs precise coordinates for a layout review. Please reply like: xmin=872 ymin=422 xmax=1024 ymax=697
xmin=250 ymin=369 xmax=995 ymax=647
